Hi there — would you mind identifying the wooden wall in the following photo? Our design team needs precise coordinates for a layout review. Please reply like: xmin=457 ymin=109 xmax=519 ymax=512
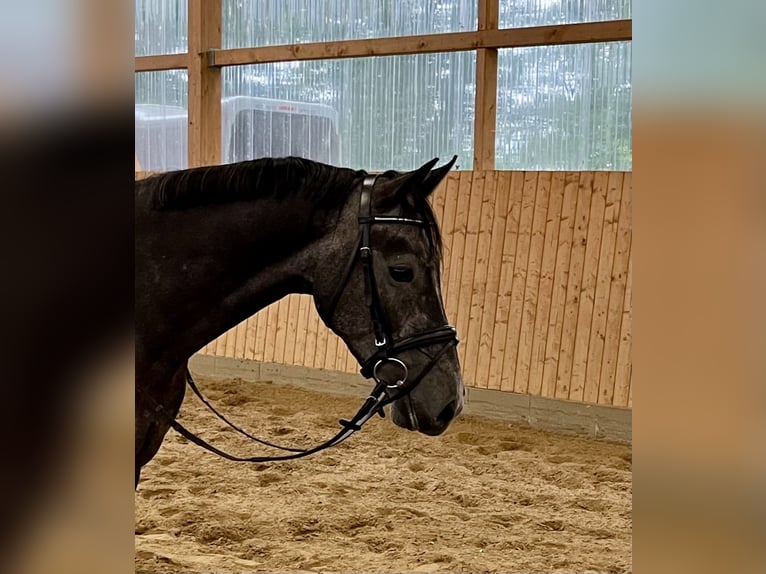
xmin=196 ymin=170 xmax=632 ymax=408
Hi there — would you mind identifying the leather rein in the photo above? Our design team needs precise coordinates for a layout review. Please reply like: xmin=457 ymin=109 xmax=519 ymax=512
xmin=160 ymin=174 xmax=459 ymax=463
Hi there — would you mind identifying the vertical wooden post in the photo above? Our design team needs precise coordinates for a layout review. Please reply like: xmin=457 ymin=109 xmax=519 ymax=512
xmin=473 ymin=0 xmax=499 ymax=171
xmin=188 ymin=0 xmax=222 ymax=168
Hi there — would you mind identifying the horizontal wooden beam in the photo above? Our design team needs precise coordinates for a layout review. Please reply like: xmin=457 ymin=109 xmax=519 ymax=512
xmin=209 ymin=19 xmax=631 ymax=67
xmin=134 ymin=53 xmax=188 ymax=72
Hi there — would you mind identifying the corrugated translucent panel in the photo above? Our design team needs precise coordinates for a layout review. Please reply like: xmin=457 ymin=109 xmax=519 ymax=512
xmin=134 ymin=0 xmax=187 ymax=56
xmin=135 ymin=71 xmax=189 ymax=172
xmin=496 ymin=42 xmax=631 ymax=170
xmin=500 ymin=0 xmax=631 ymax=28
xmin=222 ymin=52 xmax=476 ymax=171
xmin=223 ymin=0 xmax=477 ymax=48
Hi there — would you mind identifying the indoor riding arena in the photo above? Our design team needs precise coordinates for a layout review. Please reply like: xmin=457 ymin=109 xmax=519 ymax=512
xmin=135 ymin=1 xmax=632 ymax=573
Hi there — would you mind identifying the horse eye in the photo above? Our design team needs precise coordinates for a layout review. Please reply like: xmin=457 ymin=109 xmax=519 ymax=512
xmin=389 ymin=266 xmax=414 ymax=283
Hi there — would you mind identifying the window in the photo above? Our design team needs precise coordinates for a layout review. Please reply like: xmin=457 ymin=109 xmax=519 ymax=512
xmin=496 ymin=42 xmax=632 ymax=170
xmin=224 ymin=52 xmax=476 ymax=171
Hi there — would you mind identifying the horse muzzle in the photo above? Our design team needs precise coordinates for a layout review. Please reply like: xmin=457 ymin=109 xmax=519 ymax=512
xmin=390 ymin=381 xmax=464 ymax=436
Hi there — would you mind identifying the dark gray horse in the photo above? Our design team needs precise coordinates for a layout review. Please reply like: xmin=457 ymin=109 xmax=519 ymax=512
xmin=135 ymin=156 xmax=464 ymax=485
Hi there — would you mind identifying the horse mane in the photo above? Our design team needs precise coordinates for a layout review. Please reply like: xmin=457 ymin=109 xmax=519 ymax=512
xmin=144 ymin=156 xmax=359 ymax=211
xmin=142 ymin=156 xmax=443 ymax=259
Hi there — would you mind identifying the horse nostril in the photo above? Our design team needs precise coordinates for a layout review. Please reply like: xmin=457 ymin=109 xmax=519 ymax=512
xmin=437 ymin=399 xmax=459 ymax=425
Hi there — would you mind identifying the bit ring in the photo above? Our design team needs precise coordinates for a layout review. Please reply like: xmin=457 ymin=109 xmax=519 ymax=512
xmin=373 ymin=357 xmax=408 ymax=390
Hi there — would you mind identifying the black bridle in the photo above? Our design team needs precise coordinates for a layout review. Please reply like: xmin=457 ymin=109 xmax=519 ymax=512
xmin=323 ymin=174 xmax=459 ymax=392
xmin=157 ymin=174 xmax=459 ymax=463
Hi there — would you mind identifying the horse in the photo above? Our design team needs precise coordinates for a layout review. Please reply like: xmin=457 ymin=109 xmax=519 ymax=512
xmin=135 ymin=155 xmax=464 ymax=486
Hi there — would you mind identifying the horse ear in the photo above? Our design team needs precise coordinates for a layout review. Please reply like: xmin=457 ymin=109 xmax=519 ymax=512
xmin=419 ymin=155 xmax=457 ymax=198
xmin=403 ymin=157 xmax=441 ymax=190
xmin=375 ymin=158 xmax=440 ymax=208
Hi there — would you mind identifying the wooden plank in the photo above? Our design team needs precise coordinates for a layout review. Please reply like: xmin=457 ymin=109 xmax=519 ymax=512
xmin=527 ymin=172 xmax=567 ymax=397
xmin=335 ymin=325 xmax=351 ymax=373
xmin=274 ymin=298 xmax=290 ymax=364
xmin=213 ymin=331 xmax=225 ymax=356
xmin=617 ymin=256 xmax=632 ymax=408
xmin=313 ymin=311 xmax=330 ymax=370
xmin=444 ymin=172 xmax=473 ymax=332
xmin=613 ymin=188 xmax=633 ymax=408
xmin=217 ymin=332 xmax=229 ymax=356
xmin=583 ymin=172 xmax=624 ymax=403
xmin=263 ymin=302 xmax=280 ymax=363
xmin=454 ymin=172 xmax=485 ymax=378
xmin=187 ymin=0 xmax=222 ymax=168
xmin=554 ymin=172 xmax=594 ymax=400
xmin=294 ymin=295 xmax=314 ymax=366
xmin=598 ymin=173 xmax=632 ymax=406
xmin=234 ymin=317 xmax=247 ymax=359
xmin=463 ymin=172 xmax=498 ymax=386
xmin=224 ymin=325 xmax=236 ymax=357
xmin=474 ymin=171 xmax=512 ymax=389
xmin=134 ymin=54 xmax=188 ymax=72
xmin=210 ymin=20 xmax=632 ymax=66
xmin=254 ymin=308 xmax=267 ymax=361
xmin=244 ymin=316 xmax=256 ymax=361
xmin=303 ymin=306 xmax=320 ymax=369
xmin=293 ymin=295 xmax=311 ymax=367
xmin=282 ymin=295 xmax=299 ymax=365
xmin=340 ymin=337 xmax=352 ymax=373
xmin=514 ymin=172 xmax=552 ymax=394
xmin=324 ymin=329 xmax=339 ymax=371
xmin=280 ymin=297 xmax=293 ymax=364
xmin=224 ymin=325 xmax=237 ymax=358
xmin=568 ymin=172 xmax=609 ymax=403
xmin=252 ymin=307 xmax=268 ymax=362
xmin=438 ymin=174 xmax=460 ymax=310
xmin=486 ymin=171 xmax=526 ymax=390
xmin=501 ymin=172 xmax=539 ymax=392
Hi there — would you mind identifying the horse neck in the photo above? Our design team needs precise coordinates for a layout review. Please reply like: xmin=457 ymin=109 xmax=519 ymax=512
xmin=136 ymin=186 xmax=344 ymax=368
